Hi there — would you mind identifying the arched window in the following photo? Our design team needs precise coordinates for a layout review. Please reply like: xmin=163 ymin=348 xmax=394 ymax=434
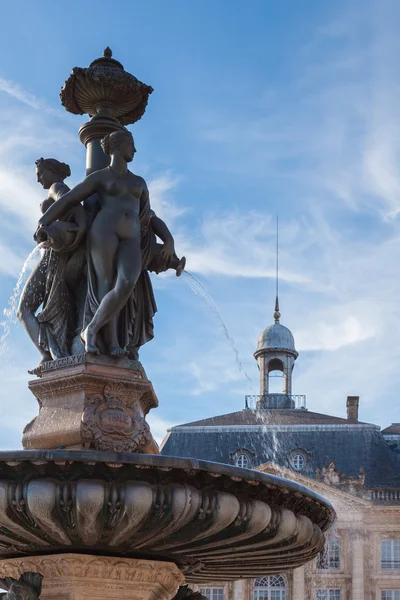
xmin=253 ymin=575 xmax=286 ymax=600
xmin=235 ymin=453 xmax=250 ymax=469
xmin=267 ymin=358 xmax=284 ymax=394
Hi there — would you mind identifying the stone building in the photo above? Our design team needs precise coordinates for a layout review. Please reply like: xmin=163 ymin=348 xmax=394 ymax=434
xmin=161 ymin=298 xmax=400 ymax=600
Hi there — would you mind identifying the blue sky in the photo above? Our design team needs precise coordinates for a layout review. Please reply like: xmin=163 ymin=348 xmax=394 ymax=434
xmin=0 ymin=0 xmax=399 ymax=446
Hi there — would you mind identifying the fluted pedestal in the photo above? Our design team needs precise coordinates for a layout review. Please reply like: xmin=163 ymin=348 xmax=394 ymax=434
xmin=0 ymin=554 xmax=184 ymax=600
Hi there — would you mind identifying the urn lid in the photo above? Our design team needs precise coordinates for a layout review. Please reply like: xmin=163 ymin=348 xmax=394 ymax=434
xmin=89 ymin=47 xmax=124 ymax=70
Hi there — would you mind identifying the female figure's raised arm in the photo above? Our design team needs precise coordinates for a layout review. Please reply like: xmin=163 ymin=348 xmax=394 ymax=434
xmin=38 ymin=172 xmax=99 ymax=227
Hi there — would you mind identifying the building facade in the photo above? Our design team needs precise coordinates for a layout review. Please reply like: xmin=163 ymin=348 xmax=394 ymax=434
xmin=161 ymin=299 xmax=400 ymax=600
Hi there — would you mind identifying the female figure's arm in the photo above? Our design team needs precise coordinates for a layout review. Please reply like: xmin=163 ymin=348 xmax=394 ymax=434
xmin=139 ymin=179 xmax=150 ymax=214
xmin=38 ymin=172 xmax=99 ymax=227
xmin=151 ymin=213 xmax=176 ymax=262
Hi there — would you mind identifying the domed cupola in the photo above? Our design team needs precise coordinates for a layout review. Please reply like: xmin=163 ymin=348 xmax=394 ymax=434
xmin=256 ymin=322 xmax=296 ymax=353
xmin=254 ymin=297 xmax=298 ymax=409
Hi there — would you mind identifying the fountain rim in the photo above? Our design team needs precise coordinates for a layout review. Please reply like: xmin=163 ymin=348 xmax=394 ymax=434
xmin=0 ymin=449 xmax=335 ymax=529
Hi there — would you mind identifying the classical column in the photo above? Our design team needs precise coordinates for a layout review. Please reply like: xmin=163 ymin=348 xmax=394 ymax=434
xmin=292 ymin=566 xmax=305 ymax=600
xmin=351 ymin=535 xmax=364 ymax=600
xmin=260 ymin=358 xmax=267 ymax=396
xmin=79 ymin=114 xmax=122 ymax=174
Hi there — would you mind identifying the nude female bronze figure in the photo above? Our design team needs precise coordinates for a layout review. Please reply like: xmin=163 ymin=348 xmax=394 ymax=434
xmin=37 ymin=130 xmax=184 ymax=357
xmin=18 ymin=159 xmax=86 ymax=368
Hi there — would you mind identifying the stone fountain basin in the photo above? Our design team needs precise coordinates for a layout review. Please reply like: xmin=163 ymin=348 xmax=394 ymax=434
xmin=0 ymin=451 xmax=335 ymax=582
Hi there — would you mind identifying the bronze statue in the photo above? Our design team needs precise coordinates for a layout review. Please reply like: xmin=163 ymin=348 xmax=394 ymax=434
xmin=18 ymin=159 xmax=86 ymax=369
xmin=171 ymin=586 xmax=207 ymax=600
xmin=37 ymin=130 xmax=184 ymax=358
xmin=0 ymin=573 xmax=42 ymax=600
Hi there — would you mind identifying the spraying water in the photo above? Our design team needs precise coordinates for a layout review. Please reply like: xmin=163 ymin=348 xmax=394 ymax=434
xmin=181 ymin=270 xmax=253 ymax=389
xmin=0 ymin=245 xmax=43 ymax=357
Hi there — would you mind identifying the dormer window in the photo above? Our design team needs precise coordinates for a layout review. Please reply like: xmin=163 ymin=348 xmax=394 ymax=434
xmin=287 ymin=449 xmax=307 ymax=473
xmin=292 ymin=454 xmax=305 ymax=472
xmin=230 ymin=448 xmax=254 ymax=469
xmin=236 ymin=453 xmax=250 ymax=468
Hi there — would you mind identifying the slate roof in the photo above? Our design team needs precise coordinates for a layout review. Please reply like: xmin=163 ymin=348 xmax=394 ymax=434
xmin=382 ymin=423 xmax=400 ymax=435
xmin=161 ymin=409 xmax=400 ymax=489
xmin=179 ymin=409 xmax=371 ymax=427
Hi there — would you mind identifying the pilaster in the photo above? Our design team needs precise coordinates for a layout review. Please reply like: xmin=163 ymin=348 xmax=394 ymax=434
xmin=351 ymin=535 xmax=364 ymax=600
xmin=292 ymin=566 xmax=305 ymax=600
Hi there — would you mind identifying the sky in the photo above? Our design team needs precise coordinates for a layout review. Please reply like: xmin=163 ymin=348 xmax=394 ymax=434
xmin=0 ymin=0 xmax=399 ymax=447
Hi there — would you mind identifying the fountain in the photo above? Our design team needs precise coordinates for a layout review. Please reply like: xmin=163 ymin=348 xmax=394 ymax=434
xmin=0 ymin=49 xmax=335 ymax=600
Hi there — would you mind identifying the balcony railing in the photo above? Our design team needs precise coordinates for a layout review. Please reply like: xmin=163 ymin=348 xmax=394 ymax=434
xmin=370 ymin=488 xmax=400 ymax=503
xmin=245 ymin=394 xmax=307 ymax=410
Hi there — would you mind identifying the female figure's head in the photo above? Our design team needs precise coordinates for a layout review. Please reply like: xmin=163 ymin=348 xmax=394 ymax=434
xmin=100 ymin=130 xmax=136 ymax=163
xmin=35 ymin=158 xmax=71 ymax=190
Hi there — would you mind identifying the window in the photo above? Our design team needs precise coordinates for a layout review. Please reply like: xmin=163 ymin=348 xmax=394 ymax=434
xmin=200 ymin=589 xmax=224 ymax=600
xmin=317 ymin=539 xmax=340 ymax=569
xmin=316 ymin=590 xmax=341 ymax=600
xmin=292 ymin=454 xmax=305 ymax=472
xmin=253 ymin=575 xmax=286 ymax=600
xmin=381 ymin=592 xmax=400 ymax=600
xmin=382 ymin=540 xmax=400 ymax=569
xmin=235 ymin=453 xmax=250 ymax=469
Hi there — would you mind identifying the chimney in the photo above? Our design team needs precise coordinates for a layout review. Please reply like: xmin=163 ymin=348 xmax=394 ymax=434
xmin=346 ymin=396 xmax=359 ymax=421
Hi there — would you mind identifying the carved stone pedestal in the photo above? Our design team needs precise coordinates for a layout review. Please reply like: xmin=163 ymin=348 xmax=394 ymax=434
xmin=22 ymin=354 xmax=159 ymax=453
xmin=0 ymin=554 xmax=185 ymax=600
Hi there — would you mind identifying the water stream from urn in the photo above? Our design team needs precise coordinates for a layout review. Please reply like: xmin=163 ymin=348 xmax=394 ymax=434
xmin=181 ymin=270 xmax=253 ymax=389
xmin=0 ymin=244 xmax=43 ymax=357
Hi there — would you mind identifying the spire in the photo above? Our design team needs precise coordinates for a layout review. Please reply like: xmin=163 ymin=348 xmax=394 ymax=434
xmin=254 ymin=214 xmax=299 ymax=408
xmin=274 ymin=295 xmax=281 ymax=324
xmin=274 ymin=215 xmax=280 ymax=324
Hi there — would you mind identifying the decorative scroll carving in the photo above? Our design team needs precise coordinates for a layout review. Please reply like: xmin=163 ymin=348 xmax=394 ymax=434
xmin=316 ymin=460 xmax=366 ymax=488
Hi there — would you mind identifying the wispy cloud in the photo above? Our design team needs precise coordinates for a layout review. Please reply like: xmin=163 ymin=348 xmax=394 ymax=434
xmin=196 ymin=5 xmax=400 ymax=222
xmin=148 ymin=173 xmax=186 ymax=224
xmin=142 ymin=2 xmax=400 ymax=429
xmin=0 ymin=83 xmax=83 ymax=269
xmin=0 ymin=241 xmax=29 ymax=277
xmin=0 ymin=77 xmax=64 ymax=117
xmin=0 ymin=78 xmax=44 ymax=110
